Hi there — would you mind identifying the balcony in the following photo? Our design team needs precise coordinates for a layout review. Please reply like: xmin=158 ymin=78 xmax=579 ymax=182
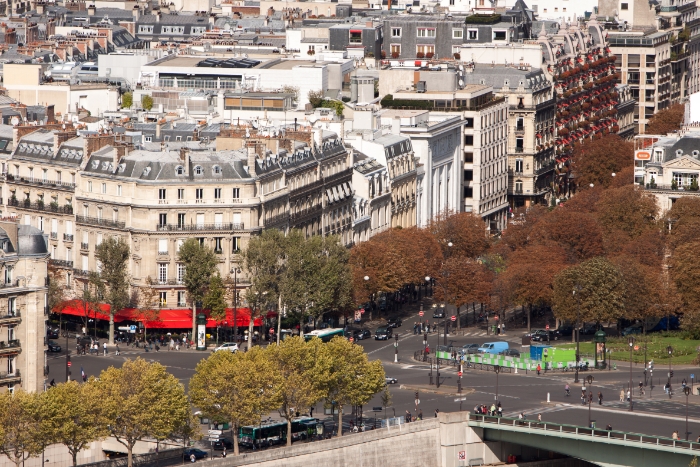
xmin=73 ymin=268 xmax=90 ymax=277
xmin=50 ymin=232 xmax=57 ymax=240
xmin=6 ymin=175 xmax=76 ymax=191
xmin=156 ymin=223 xmax=244 ymax=232
xmin=63 ymin=233 xmax=74 ymax=241
xmin=76 ymin=215 xmax=126 ymax=229
xmin=50 ymin=259 xmax=74 ymax=269
xmin=536 ymin=162 xmax=557 ymax=175
xmin=7 ymin=198 xmax=74 ymax=214
xmin=0 ymin=311 xmax=21 ymax=325
xmin=80 ymin=242 xmax=89 ymax=250
xmin=514 ymin=126 xmax=525 ymax=134
xmin=214 ymin=248 xmax=223 ymax=255
xmin=515 ymin=147 xmax=524 ymax=153
xmin=0 ymin=370 xmax=20 ymax=385
xmin=0 ymin=340 xmax=21 ymax=355
xmin=157 ymin=251 xmax=169 ymax=256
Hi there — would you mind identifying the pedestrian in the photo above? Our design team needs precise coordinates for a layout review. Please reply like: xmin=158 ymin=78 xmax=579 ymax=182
xmin=537 ymin=413 xmax=542 ymax=422
xmin=405 ymin=410 xmax=411 ymax=422
xmin=518 ymin=413 xmax=524 ymax=420
xmin=581 ymin=392 xmax=586 ymax=406
xmin=221 ymin=448 xmax=226 ymax=458
xmin=606 ymin=424 xmax=612 ymax=431
xmin=49 ymin=378 xmax=55 ymax=387
xmin=626 ymin=389 xmax=631 ymax=402
xmin=103 ymin=342 xmax=108 ymax=356
xmin=682 ymin=378 xmax=687 ymax=389
xmin=502 ymin=322 xmax=506 ymax=334
xmin=673 ymin=431 xmax=679 ymax=440
xmin=175 ymin=340 xmax=180 ymax=351
xmin=536 ymin=364 xmax=541 ymax=376
xmin=435 ymin=408 xmax=440 ymax=417
xmin=413 ymin=322 xmax=417 ymax=335
xmin=419 ymin=409 xmax=423 ymax=420
xmin=115 ymin=344 xmax=120 ymax=356
xmin=620 ymin=389 xmax=625 ymax=402
xmin=598 ymin=391 xmax=603 ymax=405
xmin=190 ymin=453 xmax=196 ymax=463
xmin=490 ymin=403 xmax=496 ymax=416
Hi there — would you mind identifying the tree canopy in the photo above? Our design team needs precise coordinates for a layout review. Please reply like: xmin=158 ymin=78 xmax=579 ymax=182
xmin=645 ymin=103 xmax=684 ymax=135
xmin=571 ymin=135 xmax=634 ymax=189
xmin=94 ymin=237 xmax=130 ymax=344
xmin=178 ymin=238 xmax=218 ymax=340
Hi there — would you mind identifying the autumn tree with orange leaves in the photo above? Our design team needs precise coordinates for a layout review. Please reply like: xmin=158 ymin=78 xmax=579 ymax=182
xmin=571 ymin=134 xmax=634 ymax=189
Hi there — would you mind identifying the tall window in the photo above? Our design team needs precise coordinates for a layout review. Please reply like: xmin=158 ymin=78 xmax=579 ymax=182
xmin=117 ymin=185 xmax=122 ymax=196
xmin=159 ymin=292 xmax=167 ymax=307
xmin=195 ymin=189 xmax=203 ymax=201
xmin=43 ymin=169 xmax=48 ymax=182
xmin=178 ymin=188 xmax=185 ymax=200
xmin=232 ymin=188 xmax=240 ymax=199
xmin=97 ymin=207 xmax=102 ymax=220
xmin=391 ymin=28 xmax=401 ymax=37
xmin=177 ymin=263 xmax=185 ymax=283
xmin=4 ymin=266 xmax=12 ymax=285
xmin=159 ymin=213 xmax=167 ymax=227
xmin=159 ymin=189 xmax=166 ymax=202
xmin=158 ymin=239 xmax=168 ymax=255
xmin=101 ymin=183 xmax=106 ymax=194
xmin=178 ymin=213 xmax=185 ymax=228
xmin=88 ymin=181 xmax=93 ymax=192
xmin=8 ymin=297 xmax=15 ymax=316
xmin=515 ymin=159 xmax=523 ymax=173
xmin=232 ymin=236 xmax=241 ymax=252
xmin=158 ymin=263 xmax=168 ymax=283
xmin=178 ymin=291 xmax=186 ymax=307
xmin=214 ymin=237 xmax=222 ymax=253
xmin=214 ymin=188 xmax=222 ymax=200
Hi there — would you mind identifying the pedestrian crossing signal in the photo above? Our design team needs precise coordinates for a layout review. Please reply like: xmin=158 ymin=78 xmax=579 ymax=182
xmin=415 ymin=391 xmax=419 ymax=399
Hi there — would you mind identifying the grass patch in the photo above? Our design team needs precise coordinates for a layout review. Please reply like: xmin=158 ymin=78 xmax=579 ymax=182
xmin=554 ymin=332 xmax=700 ymax=364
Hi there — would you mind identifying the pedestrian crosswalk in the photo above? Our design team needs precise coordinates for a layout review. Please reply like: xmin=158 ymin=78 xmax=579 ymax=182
xmin=503 ymin=404 xmax=572 ymax=418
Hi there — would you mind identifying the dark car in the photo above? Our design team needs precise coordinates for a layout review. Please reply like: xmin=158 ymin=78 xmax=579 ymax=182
xmin=47 ymin=340 xmax=61 ymax=352
xmin=47 ymin=328 xmax=59 ymax=339
xmin=461 ymin=343 xmax=480 ymax=355
xmin=499 ymin=348 xmax=520 ymax=358
xmin=212 ymin=439 xmax=233 ymax=451
xmin=580 ymin=323 xmax=598 ymax=335
xmin=556 ymin=325 xmax=574 ymax=337
xmin=433 ymin=308 xmax=445 ymax=319
xmin=183 ymin=448 xmax=207 ymax=461
xmin=621 ymin=324 xmax=642 ymax=336
xmin=352 ymin=329 xmax=371 ymax=341
xmin=375 ymin=326 xmax=393 ymax=340
xmin=387 ymin=317 xmax=403 ymax=328
xmin=530 ymin=330 xmax=560 ymax=342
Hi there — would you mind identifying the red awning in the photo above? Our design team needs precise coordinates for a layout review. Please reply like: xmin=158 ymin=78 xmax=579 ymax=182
xmin=57 ymin=300 xmax=126 ymax=322
xmin=349 ymin=29 xmax=362 ymax=34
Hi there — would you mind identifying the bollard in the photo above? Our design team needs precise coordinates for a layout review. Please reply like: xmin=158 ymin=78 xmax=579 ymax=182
xmin=515 ymin=367 xmax=518 ymax=374
xmin=547 ymin=392 xmax=550 ymax=403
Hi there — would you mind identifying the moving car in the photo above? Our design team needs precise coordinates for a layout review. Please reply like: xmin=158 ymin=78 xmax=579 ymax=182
xmin=351 ymin=329 xmax=371 ymax=341
xmin=47 ymin=328 xmax=59 ymax=339
xmin=529 ymin=330 xmax=560 ymax=342
xmin=461 ymin=343 xmax=480 ymax=354
xmin=478 ymin=342 xmax=509 ymax=355
xmin=385 ymin=376 xmax=398 ymax=384
xmin=375 ymin=326 xmax=393 ymax=340
xmin=433 ymin=308 xmax=445 ymax=319
xmin=213 ymin=342 xmax=239 ymax=353
xmin=183 ymin=448 xmax=207 ymax=461
xmin=47 ymin=340 xmax=61 ymax=352
xmin=387 ymin=317 xmax=403 ymax=328
xmin=499 ymin=348 xmax=520 ymax=358
xmin=213 ymin=438 xmax=233 ymax=450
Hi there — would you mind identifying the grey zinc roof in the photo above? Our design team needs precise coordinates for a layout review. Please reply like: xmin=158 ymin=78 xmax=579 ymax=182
xmin=139 ymin=14 xmax=209 ymax=25
xmin=17 ymin=225 xmax=48 ymax=256
xmin=665 ymin=134 xmax=700 ymax=162
xmin=463 ymin=66 xmax=550 ymax=91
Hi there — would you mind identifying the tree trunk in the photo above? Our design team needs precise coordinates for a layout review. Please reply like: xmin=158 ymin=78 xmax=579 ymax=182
xmin=127 ymin=445 xmax=133 ymax=467
xmin=247 ymin=309 xmax=255 ymax=351
xmin=457 ymin=306 xmax=461 ymax=330
xmin=72 ymin=450 xmax=78 ymax=467
xmin=109 ymin=312 xmax=115 ymax=345
xmin=337 ymin=403 xmax=343 ymax=437
xmin=233 ymin=428 xmax=240 ymax=456
xmin=527 ymin=304 xmax=532 ymax=332
xmin=286 ymin=417 xmax=293 ymax=446
xmin=192 ymin=301 xmax=197 ymax=348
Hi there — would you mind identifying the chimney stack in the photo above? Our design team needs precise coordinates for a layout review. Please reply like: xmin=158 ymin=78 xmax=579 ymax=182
xmin=88 ymin=4 xmax=96 ymax=15
xmin=132 ymin=5 xmax=140 ymax=21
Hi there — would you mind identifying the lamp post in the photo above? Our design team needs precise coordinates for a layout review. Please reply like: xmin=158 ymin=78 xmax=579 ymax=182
xmin=667 ymin=345 xmax=674 ymax=399
xmin=394 ymin=333 xmax=399 ymax=363
xmin=573 ymin=286 xmax=581 ymax=383
xmin=231 ymin=267 xmax=241 ymax=342
xmin=685 ymin=386 xmax=691 ymax=440
xmin=436 ymin=333 xmax=441 ymax=389
xmin=628 ymin=336 xmax=635 ymax=411
xmin=494 ymin=365 xmax=501 ymax=401
xmin=587 ymin=375 xmax=594 ymax=427
xmin=425 ymin=276 xmax=431 ymax=298
xmin=364 ymin=276 xmax=371 ymax=321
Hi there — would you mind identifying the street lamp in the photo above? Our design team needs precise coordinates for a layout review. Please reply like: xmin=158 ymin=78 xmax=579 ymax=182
xmin=589 ymin=183 xmax=594 ymax=188
xmin=425 ymin=276 xmax=431 ymax=298
xmin=364 ymin=276 xmax=371 ymax=321
xmin=628 ymin=336 xmax=635 ymax=411
xmin=685 ymin=386 xmax=691 ymax=440
xmin=586 ymin=375 xmax=594 ymax=427
xmin=394 ymin=333 xmax=399 ymax=363
xmin=231 ymin=267 xmax=241 ymax=342
xmin=573 ymin=286 xmax=582 ymax=383
xmin=494 ymin=365 xmax=501 ymax=401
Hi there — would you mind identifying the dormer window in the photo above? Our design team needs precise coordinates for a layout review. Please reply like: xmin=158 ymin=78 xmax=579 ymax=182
xmin=143 ymin=167 xmax=151 ymax=176
xmin=91 ymin=160 xmax=99 ymax=169
xmin=194 ymin=166 xmax=203 ymax=175
xmin=176 ymin=166 xmax=184 ymax=176
xmin=213 ymin=165 xmax=222 ymax=175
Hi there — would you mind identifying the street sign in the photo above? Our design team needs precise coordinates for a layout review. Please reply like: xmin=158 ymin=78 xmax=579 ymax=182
xmin=415 ymin=399 xmax=420 ymax=405
xmin=360 ymin=308 xmax=365 ymax=314
xmin=454 ymin=397 xmax=466 ymax=402
xmin=545 ymin=324 xmax=549 ymax=330
xmin=458 ymin=371 xmax=463 ymax=377
xmin=451 ymin=315 xmax=456 ymax=322
xmin=269 ymin=328 xmax=274 ymax=334
xmin=419 ymin=311 xmax=424 ymax=317
xmin=67 ymin=361 xmax=72 ymax=367
xmin=692 ymin=374 xmax=696 ymax=380
xmin=458 ymin=451 xmax=466 ymax=460
xmin=372 ymin=406 xmax=382 ymax=412
xmin=208 ymin=430 xmax=222 ymax=435
xmin=129 ymin=325 xmax=137 ymax=333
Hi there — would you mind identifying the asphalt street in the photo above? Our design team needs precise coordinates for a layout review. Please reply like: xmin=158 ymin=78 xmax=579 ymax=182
xmin=46 ymin=304 xmax=700 ymax=446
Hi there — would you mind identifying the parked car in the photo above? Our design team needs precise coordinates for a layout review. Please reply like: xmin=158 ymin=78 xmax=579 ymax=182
xmin=556 ymin=325 xmax=574 ymax=337
xmin=530 ymin=330 xmax=560 ymax=342
xmin=621 ymin=324 xmax=642 ymax=336
xmin=433 ymin=308 xmax=445 ymax=319
xmin=47 ymin=340 xmax=61 ymax=352
xmin=478 ymin=342 xmax=509 ymax=355
xmin=183 ymin=448 xmax=207 ymax=461
xmin=375 ymin=326 xmax=393 ymax=340
xmin=385 ymin=376 xmax=398 ymax=384
xmin=580 ymin=323 xmax=598 ymax=335
xmin=461 ymin=343 xmax=480 ymax=354
xmin=351 ymin=329 xmax=371 ymax=341
xmin=499 ymin=348 xmax=520 ymax=358
xmin=47 ymin=328 xmax=59 ymax=339
xmin=213 ymin=342 xmax=239 ymax=353
xmin=387 ymin=317 xmax=403 ymax=328
xmin=213 ymin=439 xmax=233 ymax=450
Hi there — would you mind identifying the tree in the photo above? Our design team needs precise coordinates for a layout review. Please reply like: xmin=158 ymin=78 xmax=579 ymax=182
xmin=307 ymin=89 xmax=324 ymax=108
xmin=121 ymin=92 xmax=133 ymax=109
xmin=595 ymin=186 xmax=658 ymax=241
xmin=42 ymin=380 xmax=107 ymax=466
xmin=95 ymin=237 xmax=130 ymax=345
xmin=0 ymin=390 xmax=42 ymax=467
xmin=552 ymin=257 xmax=626 ymax=325
xmin=203 ymin=273 xmax=227 ymax=322
xmin=611 ymin=256 xmax=663 ymax=330
xmin=98 ymin=358 xmax=190 ymax=467
xmin=531 ymin=208 xmax=604 ymax=262
xmin=280 ymin=85 xmax=300 ymax=104
xmin=178 ymin=239 xmax=218 ymax=344
xmin=571 ymin=135 xmax=634 ymax=189
xmin=428 ymin=211 xmax=491 ymax=259
xmin=269 ymin=337 xmax=328 ymax=446
xmin=645 ymin=103 xmax=684 ymax=135
xmin=141 ymin=94 xmax=154 ymax=111
xmin=350 ymin=232 xmax=410 ymax=304
xmin=73 ymin=272 xmax=103 ymax=338
xmin=189 ymin=348 xmax=278 ymax=455
xmin=138 ymin=276 xmax=162 ymax=342
xmin=498 ymin=205 xmax=549 ymax=253
xmin=321 ymin=337 xmax=385 ymax=437
xmin=380 ymin=386 xmax=393 ymax=421
xmin=671 ymin=240 xmax=700 ymax=330
xmin=48 ymin=263 xmax=68 ymax=332
xmin=433 ymin=257 xmax=492 ymax=329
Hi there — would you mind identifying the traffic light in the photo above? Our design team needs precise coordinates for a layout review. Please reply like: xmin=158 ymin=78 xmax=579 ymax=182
xmin=415 ymin=391 xmax=419 ymax=400
xmin=671 ymin=370 xmax=674 ymax=378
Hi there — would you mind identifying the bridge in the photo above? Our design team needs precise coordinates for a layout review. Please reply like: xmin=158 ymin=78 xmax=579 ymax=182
xmin=469 ymin=413 xmax=699 ymax=467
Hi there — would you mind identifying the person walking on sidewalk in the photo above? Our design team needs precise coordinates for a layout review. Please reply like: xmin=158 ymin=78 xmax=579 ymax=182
xmin=598 ymin=391 xmax=603 ymax=405
xmin=620 ymin=389 xmax=625 ymax=402
xmin=536 ymin=364 xmax=541 ymax=376
xmin=115 ymin=344 xmax=120 ymax=356
xmin=103 ymin=342 xmax=107 ymax=356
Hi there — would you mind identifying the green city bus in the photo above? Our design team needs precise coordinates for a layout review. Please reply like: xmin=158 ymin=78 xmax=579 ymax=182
xmin=303 ymin=328 xmax=345 ymax=342
xmin=239 ymin=417 xmax=319 ymax=448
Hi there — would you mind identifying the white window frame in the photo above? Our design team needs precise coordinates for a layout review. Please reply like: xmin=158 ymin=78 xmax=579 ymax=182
xmin=467 ymin=29 xmax=478 ymax=40
xmin=158 ymin=263 xmax=168 ymax=284
xmin=417 ymin=28 xmax=436 ymax=38
xmin=452 ymin=29 xmax=463 ymax=39
xmin=391 ymin=27 xmax=401 ymax=38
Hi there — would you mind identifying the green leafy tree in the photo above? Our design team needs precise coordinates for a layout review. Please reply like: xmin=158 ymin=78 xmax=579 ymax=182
xmin=0 ymin=390 xmax=43 ymax=467
xmin=321 ymin=337 xmax=385 ymax=436
xmin=552 ymin=257 xmax=626 ymax=325
xmin=141 ymin=94 xmax=154 ymax=111
xmin=189 ymin=348 xmax=279 ymax=455
xmin=95 ymin=237 xmax=130 ymax=344
xmin=121 ymin=92 xmax=133 ymax=109
xmin=98 ymin=358 xmax=190 ymax=467
xmin=203 ymin=273 xmax=227 ymax=343
xmin=178 ymin=239 xmax=218 ymax=343
xmin=269 ymin=337 xmax=329 ymax=446
xmin=380 ymin=386 xmax=393 ymax=420
xmin=42 ymin=380 xmax=107 ymax=466
xmin=307 ymin=89 xmax=324 ymax=108
xmin=138 ymin=276 xmax=162 ymax=342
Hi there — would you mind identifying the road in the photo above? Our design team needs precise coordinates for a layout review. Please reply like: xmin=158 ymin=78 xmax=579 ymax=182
xmin=47 ymin=302 xmax=700 ymax=447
